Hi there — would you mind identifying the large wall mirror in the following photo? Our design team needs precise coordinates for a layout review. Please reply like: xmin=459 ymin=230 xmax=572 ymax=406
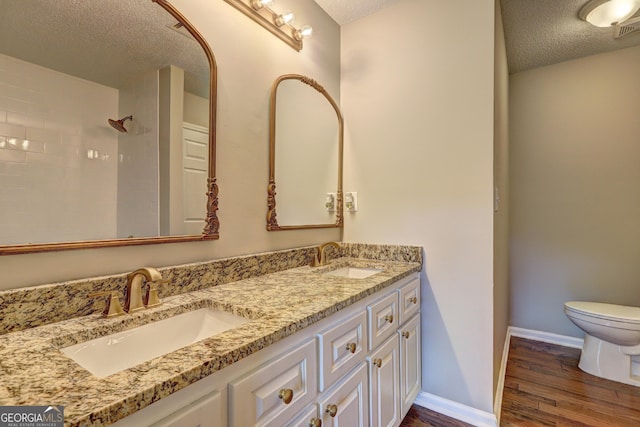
xmin=267 ymin=74 xmax=343 ymax=231
xmin=0 ymin=0 xmax=218 ymax=254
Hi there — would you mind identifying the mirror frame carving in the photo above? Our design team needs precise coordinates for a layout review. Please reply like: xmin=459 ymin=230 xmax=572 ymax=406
xmin=267 ymin=74 xmax=343 ymax=231
xmin=0 ymin=0 xmax=219 ymax=255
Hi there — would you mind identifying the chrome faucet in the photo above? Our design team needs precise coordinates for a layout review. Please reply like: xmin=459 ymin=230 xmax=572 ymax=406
xmin=125 ymin=267 xmax=167 ymax=313
xmin=313 ymin=241 xmax=340 ymax=267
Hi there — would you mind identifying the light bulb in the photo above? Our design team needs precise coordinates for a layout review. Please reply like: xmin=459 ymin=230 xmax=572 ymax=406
xmin=275 ymin=10 xmax=295 ymax=26
xmin=250 ymin=0 xmax=272 ymax=10
xmin=295 ymin=25 xmax=313 ymax=40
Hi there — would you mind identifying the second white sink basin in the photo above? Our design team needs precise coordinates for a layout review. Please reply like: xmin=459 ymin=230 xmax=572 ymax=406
xmin=61 ymin=308 xmax=250 ymax=378
xmin=324 ymin=266 xmax=383 ymax=279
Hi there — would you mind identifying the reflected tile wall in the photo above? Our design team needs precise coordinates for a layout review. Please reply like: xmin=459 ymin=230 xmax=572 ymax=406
xmin=0 ymin=54 xmax=119 ymax=245
xmin=117 ymin=70 xmax=159 ymax=238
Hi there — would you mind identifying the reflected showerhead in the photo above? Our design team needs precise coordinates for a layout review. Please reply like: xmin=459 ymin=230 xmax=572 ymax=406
xmin=108 ymin=115 xmax=133 ymax=133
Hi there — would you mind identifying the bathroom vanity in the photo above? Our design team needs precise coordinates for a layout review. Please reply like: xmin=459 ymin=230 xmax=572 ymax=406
xmin=0 ymin=244 xmax=422 ymax=427
xmin=118 ymin=269 xmax=420 ymax=427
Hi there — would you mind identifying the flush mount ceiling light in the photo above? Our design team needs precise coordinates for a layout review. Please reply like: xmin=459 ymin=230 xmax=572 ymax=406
xmin=579 ymin=0 xmax=640 ymax=27
xmin=224 ymin=0 xmax=313 ymax=51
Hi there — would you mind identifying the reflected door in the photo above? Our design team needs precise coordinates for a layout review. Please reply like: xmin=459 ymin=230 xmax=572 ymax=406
xmin=182 ymin=123 xmax=209 ymax=235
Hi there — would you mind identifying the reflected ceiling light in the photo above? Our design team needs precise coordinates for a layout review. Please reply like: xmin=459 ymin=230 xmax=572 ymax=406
xmin=224 ymin=0 xmax=312 ymax=51
xmin=579 ymin=0 xmax=640 ymax=27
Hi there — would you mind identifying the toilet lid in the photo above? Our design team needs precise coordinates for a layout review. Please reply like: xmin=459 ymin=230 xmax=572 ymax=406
xmin=565 ymin=301 xmax=640 ymax=324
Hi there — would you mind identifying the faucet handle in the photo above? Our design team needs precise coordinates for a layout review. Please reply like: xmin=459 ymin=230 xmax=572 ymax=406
xmin=144 ymin=279 xmax=169 ymax=308
xmin=89 ymin=291 xmax=125 ymax=318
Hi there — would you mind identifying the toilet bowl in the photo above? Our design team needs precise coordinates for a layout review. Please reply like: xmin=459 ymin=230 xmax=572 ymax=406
xmin=564 ymin=301 xmax=640 ymax=386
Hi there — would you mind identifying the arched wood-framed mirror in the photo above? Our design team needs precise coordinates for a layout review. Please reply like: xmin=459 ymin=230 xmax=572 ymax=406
xmin=0 ymin=0 xmax=218 ymax=255
xmin=267 ymin=74 xmax=343 ymax=231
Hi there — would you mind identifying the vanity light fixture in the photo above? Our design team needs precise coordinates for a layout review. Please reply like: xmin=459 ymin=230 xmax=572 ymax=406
xmin=224 ymin=0 xmax=312 ymax=51
xmin=579 ymin=0 xmax=640 ymax=27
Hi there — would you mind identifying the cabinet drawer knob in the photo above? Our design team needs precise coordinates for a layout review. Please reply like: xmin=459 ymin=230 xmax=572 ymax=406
xmin=373 ymin=358 xmax=382 ymax=368
xmin=309 ymin=418 xmax=322 ymax=427
xmin=279 ymin=388 xmax=294 ymax=404
xmin=345 ymin=342 xmax=356 ymax=353
xmin=410 ymin=296 xmax=418 ymax=304
xmin=385 ymin=314 xmax=394 ymax=323
xmin=326 ymin=404 xmax=338 ymax=418
xmin=402 ymin=331 xmax=410 ymax=339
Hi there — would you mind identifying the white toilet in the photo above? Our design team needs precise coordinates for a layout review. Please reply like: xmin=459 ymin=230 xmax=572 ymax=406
xmin=564 ymin=301 xmax=640 ymax=386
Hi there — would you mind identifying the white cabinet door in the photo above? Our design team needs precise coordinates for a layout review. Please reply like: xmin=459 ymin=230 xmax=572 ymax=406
xmin=399 ymin=314 xmax=421 ymax=418
xmin=150 ymin=391 xmax=224 ymax=427
xmin=368 ymin=292 xmax=398 ymax=351
xmin=318 ymin=310 xmax=367 ymax=391
xmin=369 ymin=334 xmax=400 ymax=427
xmin=319 ymin=362 xmax=369 ymax=427
xmin=229 ymin=339 xmax=317 ymax=427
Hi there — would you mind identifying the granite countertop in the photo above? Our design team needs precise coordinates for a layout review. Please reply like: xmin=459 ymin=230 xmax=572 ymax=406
xmin=0 ymin=257 xmax=420 ymax=426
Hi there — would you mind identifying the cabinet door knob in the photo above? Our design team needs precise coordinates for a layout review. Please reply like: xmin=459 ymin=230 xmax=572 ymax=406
xmin=402 ymin=331 xmax=410 ymax=339
xmin=345 ymin=342 xmax=356 ymax=353
xmin=309 ymin=418 xmax=322 ymax=427
xmin=385 ymin=314 xmax=394 ymax=323
xmin=410 ymin=296 xmax=418 ymax=304
xmin=373 ymin=358 xmax=382 ymax=368
xmin=326 ymin=404 xmax=338 ymax=418
xmin=279 ymin=388 xmax=294 ymax=404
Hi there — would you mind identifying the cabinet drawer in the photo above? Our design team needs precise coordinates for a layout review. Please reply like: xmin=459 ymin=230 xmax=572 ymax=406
xmin=318 ymin=310 xmax=367 ymax=392
xmin=229 ymin=339 xmax=317 ymax=427
xmin=150 ymin=391 xmax=223 ymax=427
xmin=398 ymin=276 xmax=420 ymax=325
xmin=368 ymin=292 xmax=398 ymax=351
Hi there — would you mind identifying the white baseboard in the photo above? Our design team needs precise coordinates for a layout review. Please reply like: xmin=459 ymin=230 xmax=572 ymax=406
xmin=508 ymin=326 xmax=584 ymax=349
xmin=414 ymin=392 xmax=497 ymax=427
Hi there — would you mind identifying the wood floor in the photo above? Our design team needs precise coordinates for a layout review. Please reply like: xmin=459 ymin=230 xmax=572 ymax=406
xmin=399 ymin=405 xmax=473 ymax=427
xmin=501 ymin=336 xmax=640 ymax=426
xmin=399 ymin=336 xmax=640 ymax=426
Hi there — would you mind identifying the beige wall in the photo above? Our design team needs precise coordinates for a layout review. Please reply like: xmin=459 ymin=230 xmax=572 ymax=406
xmin=493 ymin=0 xmax=509 ymax=405
xmin=0 ymin=0 xmax=341 ymax=290
xmin=510 ymin=45 xmax=640 ymax=337
xmin=341 ymin=0 xmax=495 ymax=413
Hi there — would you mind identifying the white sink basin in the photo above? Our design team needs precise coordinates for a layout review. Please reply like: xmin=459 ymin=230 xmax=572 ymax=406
xmin=324 ymin=266 xmax=383 ymax=279
xmin=61 ymin=308 xmax=250 ymax=378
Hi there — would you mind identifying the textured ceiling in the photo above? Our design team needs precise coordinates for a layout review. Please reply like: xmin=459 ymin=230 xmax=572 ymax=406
xmin=0 ymin=0 xmax=209 ymax=97
xmin=500 ymin=0 xmax=640 ymax=73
